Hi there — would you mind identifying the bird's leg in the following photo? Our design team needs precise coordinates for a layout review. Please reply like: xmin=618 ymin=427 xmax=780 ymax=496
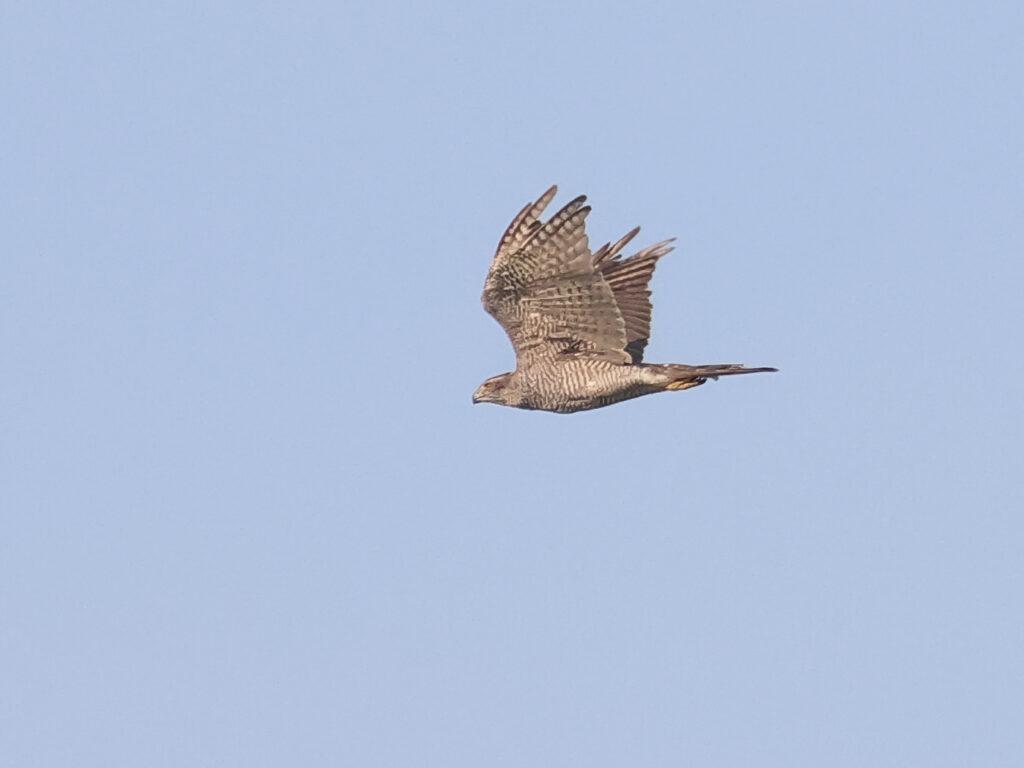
xmin=664 ymin=378 xmax=706 ymax=392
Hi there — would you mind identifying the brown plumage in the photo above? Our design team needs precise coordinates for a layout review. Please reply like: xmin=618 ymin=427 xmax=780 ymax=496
xmin=473 ymin=186 xmax=776 ymax=413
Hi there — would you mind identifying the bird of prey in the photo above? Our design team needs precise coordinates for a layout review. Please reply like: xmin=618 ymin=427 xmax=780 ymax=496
xmin=472 ymin=186 xmax=776 ymax=413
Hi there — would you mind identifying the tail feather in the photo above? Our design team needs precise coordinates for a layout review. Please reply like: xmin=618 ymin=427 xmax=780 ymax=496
xmin=651 ymin=363 xmax=777 ymax=391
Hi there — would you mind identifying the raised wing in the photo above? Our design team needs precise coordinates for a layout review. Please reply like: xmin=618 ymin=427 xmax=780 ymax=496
xmin=594 ymin=229 xmax=675 ymax=363
xmin=482 ymin=187 xmax=631 ymax=365
xmin=491 ymin=185 xmax=558 ymax=259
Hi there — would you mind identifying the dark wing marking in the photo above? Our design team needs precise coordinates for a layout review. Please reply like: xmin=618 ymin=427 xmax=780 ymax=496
xmin=482 ymin=188 xmax=630 ymax=365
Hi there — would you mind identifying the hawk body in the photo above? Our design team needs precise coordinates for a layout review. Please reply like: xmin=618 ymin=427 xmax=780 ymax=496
xmin=474 ymin=186 xmax=775 ymax=413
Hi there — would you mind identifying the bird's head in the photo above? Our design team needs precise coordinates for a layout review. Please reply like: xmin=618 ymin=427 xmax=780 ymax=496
xmin=472 ymin=372 xmax=514 ymax=406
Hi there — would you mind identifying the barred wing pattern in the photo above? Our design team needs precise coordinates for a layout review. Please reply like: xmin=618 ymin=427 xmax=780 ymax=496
xmin=482 ymin=187 xmax=632 ymax=365
xmin=594 ymin=228 xmax=675 ymax=363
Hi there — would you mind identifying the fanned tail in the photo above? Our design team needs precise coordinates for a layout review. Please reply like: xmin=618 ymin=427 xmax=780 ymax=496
xmin=648 ymin=363 xmax=778 ymax=391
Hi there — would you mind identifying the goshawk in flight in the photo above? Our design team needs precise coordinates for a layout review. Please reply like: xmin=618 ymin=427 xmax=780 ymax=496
xmin=472 ymin=186 xmax=776 ymax=414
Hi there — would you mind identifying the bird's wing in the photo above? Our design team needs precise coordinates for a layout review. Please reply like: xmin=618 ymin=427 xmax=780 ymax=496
xmin=594 ymin=230 xmax=675 ymax=363
xmin=482 ymin=187 xmax=631 ymax=365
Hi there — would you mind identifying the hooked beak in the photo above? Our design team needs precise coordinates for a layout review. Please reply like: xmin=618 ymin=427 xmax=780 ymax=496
xmin=472 ymin=384 xmax=491 ymax=404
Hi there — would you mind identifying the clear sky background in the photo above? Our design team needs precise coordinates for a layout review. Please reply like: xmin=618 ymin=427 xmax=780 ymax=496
xmin=3 ymin=2 xmax=1023 ymax=766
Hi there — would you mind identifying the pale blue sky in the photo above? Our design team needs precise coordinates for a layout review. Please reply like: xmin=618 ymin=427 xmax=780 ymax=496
xmin=3 ymin=2 xmax=1023 ymax=766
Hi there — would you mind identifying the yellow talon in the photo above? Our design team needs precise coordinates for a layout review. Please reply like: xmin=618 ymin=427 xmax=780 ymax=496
xmin=666 ymin=379 xmax=705 ymax=391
